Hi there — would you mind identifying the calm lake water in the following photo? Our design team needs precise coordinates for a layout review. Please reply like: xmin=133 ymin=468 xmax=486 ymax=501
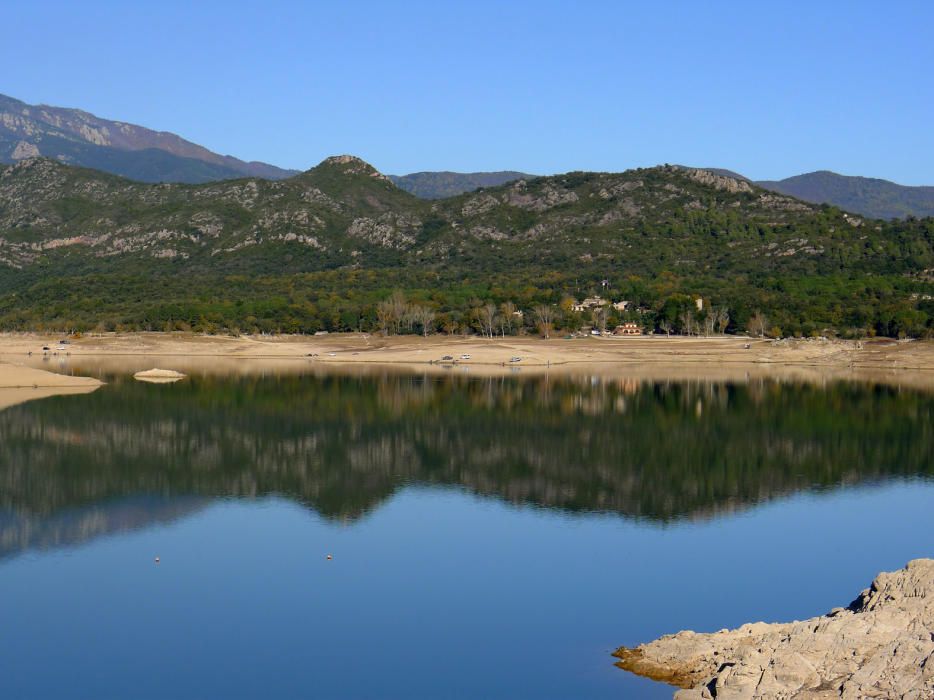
xmin=1 ymin=371 xmax=933 ymax=699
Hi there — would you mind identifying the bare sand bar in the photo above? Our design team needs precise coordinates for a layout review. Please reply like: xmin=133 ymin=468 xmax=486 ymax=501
xmin=0 ymin=361 xmax=103 ymax=412
xmin=133 ymin=368 xmax=187 ymax=383
xmin=1 ymin=332 xmax=933 ymax=390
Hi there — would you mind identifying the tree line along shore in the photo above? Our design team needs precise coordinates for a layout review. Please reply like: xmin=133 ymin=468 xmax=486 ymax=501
xmin=4 ymin=283 xmax=931 ymax=341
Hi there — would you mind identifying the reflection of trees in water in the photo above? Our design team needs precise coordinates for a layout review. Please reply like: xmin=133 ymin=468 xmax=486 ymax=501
xmin=0 ymin=374 xmax=931 ymax=540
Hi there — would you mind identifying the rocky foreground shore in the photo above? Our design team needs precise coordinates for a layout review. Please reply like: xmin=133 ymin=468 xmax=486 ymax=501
xmin=615 ymin=559 xmax=934 ymax=699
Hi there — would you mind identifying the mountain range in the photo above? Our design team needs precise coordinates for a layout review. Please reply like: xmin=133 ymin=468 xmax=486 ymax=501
xmin=0 ymin=93 xmax=297 ymax=183
xmin=397 ymin=170 xmax=934 ymax=219
xmin=0 ymin=153 xmax=931 ymax=336
xmin=0 ymin=155 xmax=851 ymax=274
xmin=2 ymin=93 xmax=933 ymax=219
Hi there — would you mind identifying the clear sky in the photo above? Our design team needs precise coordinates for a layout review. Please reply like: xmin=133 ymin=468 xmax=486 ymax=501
xmin=3 ymin=1 xmax=932 ymax=183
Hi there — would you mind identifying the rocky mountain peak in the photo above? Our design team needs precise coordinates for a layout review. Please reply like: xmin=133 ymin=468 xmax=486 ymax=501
xmin=317 ymin=155 xmax=389 ymax=181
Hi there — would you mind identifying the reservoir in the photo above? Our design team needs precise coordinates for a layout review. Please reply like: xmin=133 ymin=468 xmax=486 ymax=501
xmin=1 ymin=372 xmax=932 ymax=698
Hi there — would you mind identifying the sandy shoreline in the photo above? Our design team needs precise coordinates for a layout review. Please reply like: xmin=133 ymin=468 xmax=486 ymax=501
xmin=0 ymin=361 xmax=105 ymax=389
xmin=0 ymin=361 xmax=104 ymax=412
xmin=1 ymin=332 xmax=933 ymax=389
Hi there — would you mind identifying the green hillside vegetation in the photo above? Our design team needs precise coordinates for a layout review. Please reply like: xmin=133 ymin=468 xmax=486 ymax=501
xmin=0 ymin=156 xmax=932 ymax=338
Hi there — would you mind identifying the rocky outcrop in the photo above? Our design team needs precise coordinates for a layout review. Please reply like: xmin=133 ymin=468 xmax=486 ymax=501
xmin=461 ymin=193 xmax=500 ymax=217
xmin=11 ymin=140 xmax=40 ymax=160
xmin=614 ymin=559 xmax=934 ymax=699
xmin=682 ymin=168 xmax=754 ymax=194
xmin=757 ymin=193 xmax=814 ymax=212
xmin=504 ymin=180 xmax=580 ymax=211
xmin=346 ymin=213 xmax=419 ymax=248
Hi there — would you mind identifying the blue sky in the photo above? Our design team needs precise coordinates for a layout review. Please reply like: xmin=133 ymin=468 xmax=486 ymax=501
xmin=3 ymin=1 xmax=932 ymax=183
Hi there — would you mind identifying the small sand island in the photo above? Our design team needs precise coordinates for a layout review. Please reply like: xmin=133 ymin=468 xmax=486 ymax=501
xmin=615 ymin=559 xmax=934 ymax=698
xmin=133 ymin=368 xmax=187 ymax=383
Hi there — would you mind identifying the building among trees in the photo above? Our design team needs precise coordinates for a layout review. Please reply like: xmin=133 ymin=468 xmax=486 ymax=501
xmin=572 ymin=296 xmax=608 ymax=313
xmin=614 ymin=322 xmax=642 ymax=336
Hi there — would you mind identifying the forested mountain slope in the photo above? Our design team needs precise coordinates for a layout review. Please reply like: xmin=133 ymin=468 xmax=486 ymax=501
xmin=0 ymin=156 xmax=931 ymax=336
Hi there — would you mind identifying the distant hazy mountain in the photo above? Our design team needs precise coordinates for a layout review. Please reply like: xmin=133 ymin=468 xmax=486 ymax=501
xmin=755 ymin=171 xmax=934 ymax=220
xmin=0 ymin=93 xmax=297 ymax=183
xmin=689 ymin=167 xmax=934 ymax=220
xmin=388 ymin=170 xmax=531 ymax=198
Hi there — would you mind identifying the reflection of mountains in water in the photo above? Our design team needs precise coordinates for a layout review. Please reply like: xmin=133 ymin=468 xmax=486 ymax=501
xmin=0 ymin=496 xmax=209 ymax=560
xmin=1 ymin=374 xmax=932 ymax=550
